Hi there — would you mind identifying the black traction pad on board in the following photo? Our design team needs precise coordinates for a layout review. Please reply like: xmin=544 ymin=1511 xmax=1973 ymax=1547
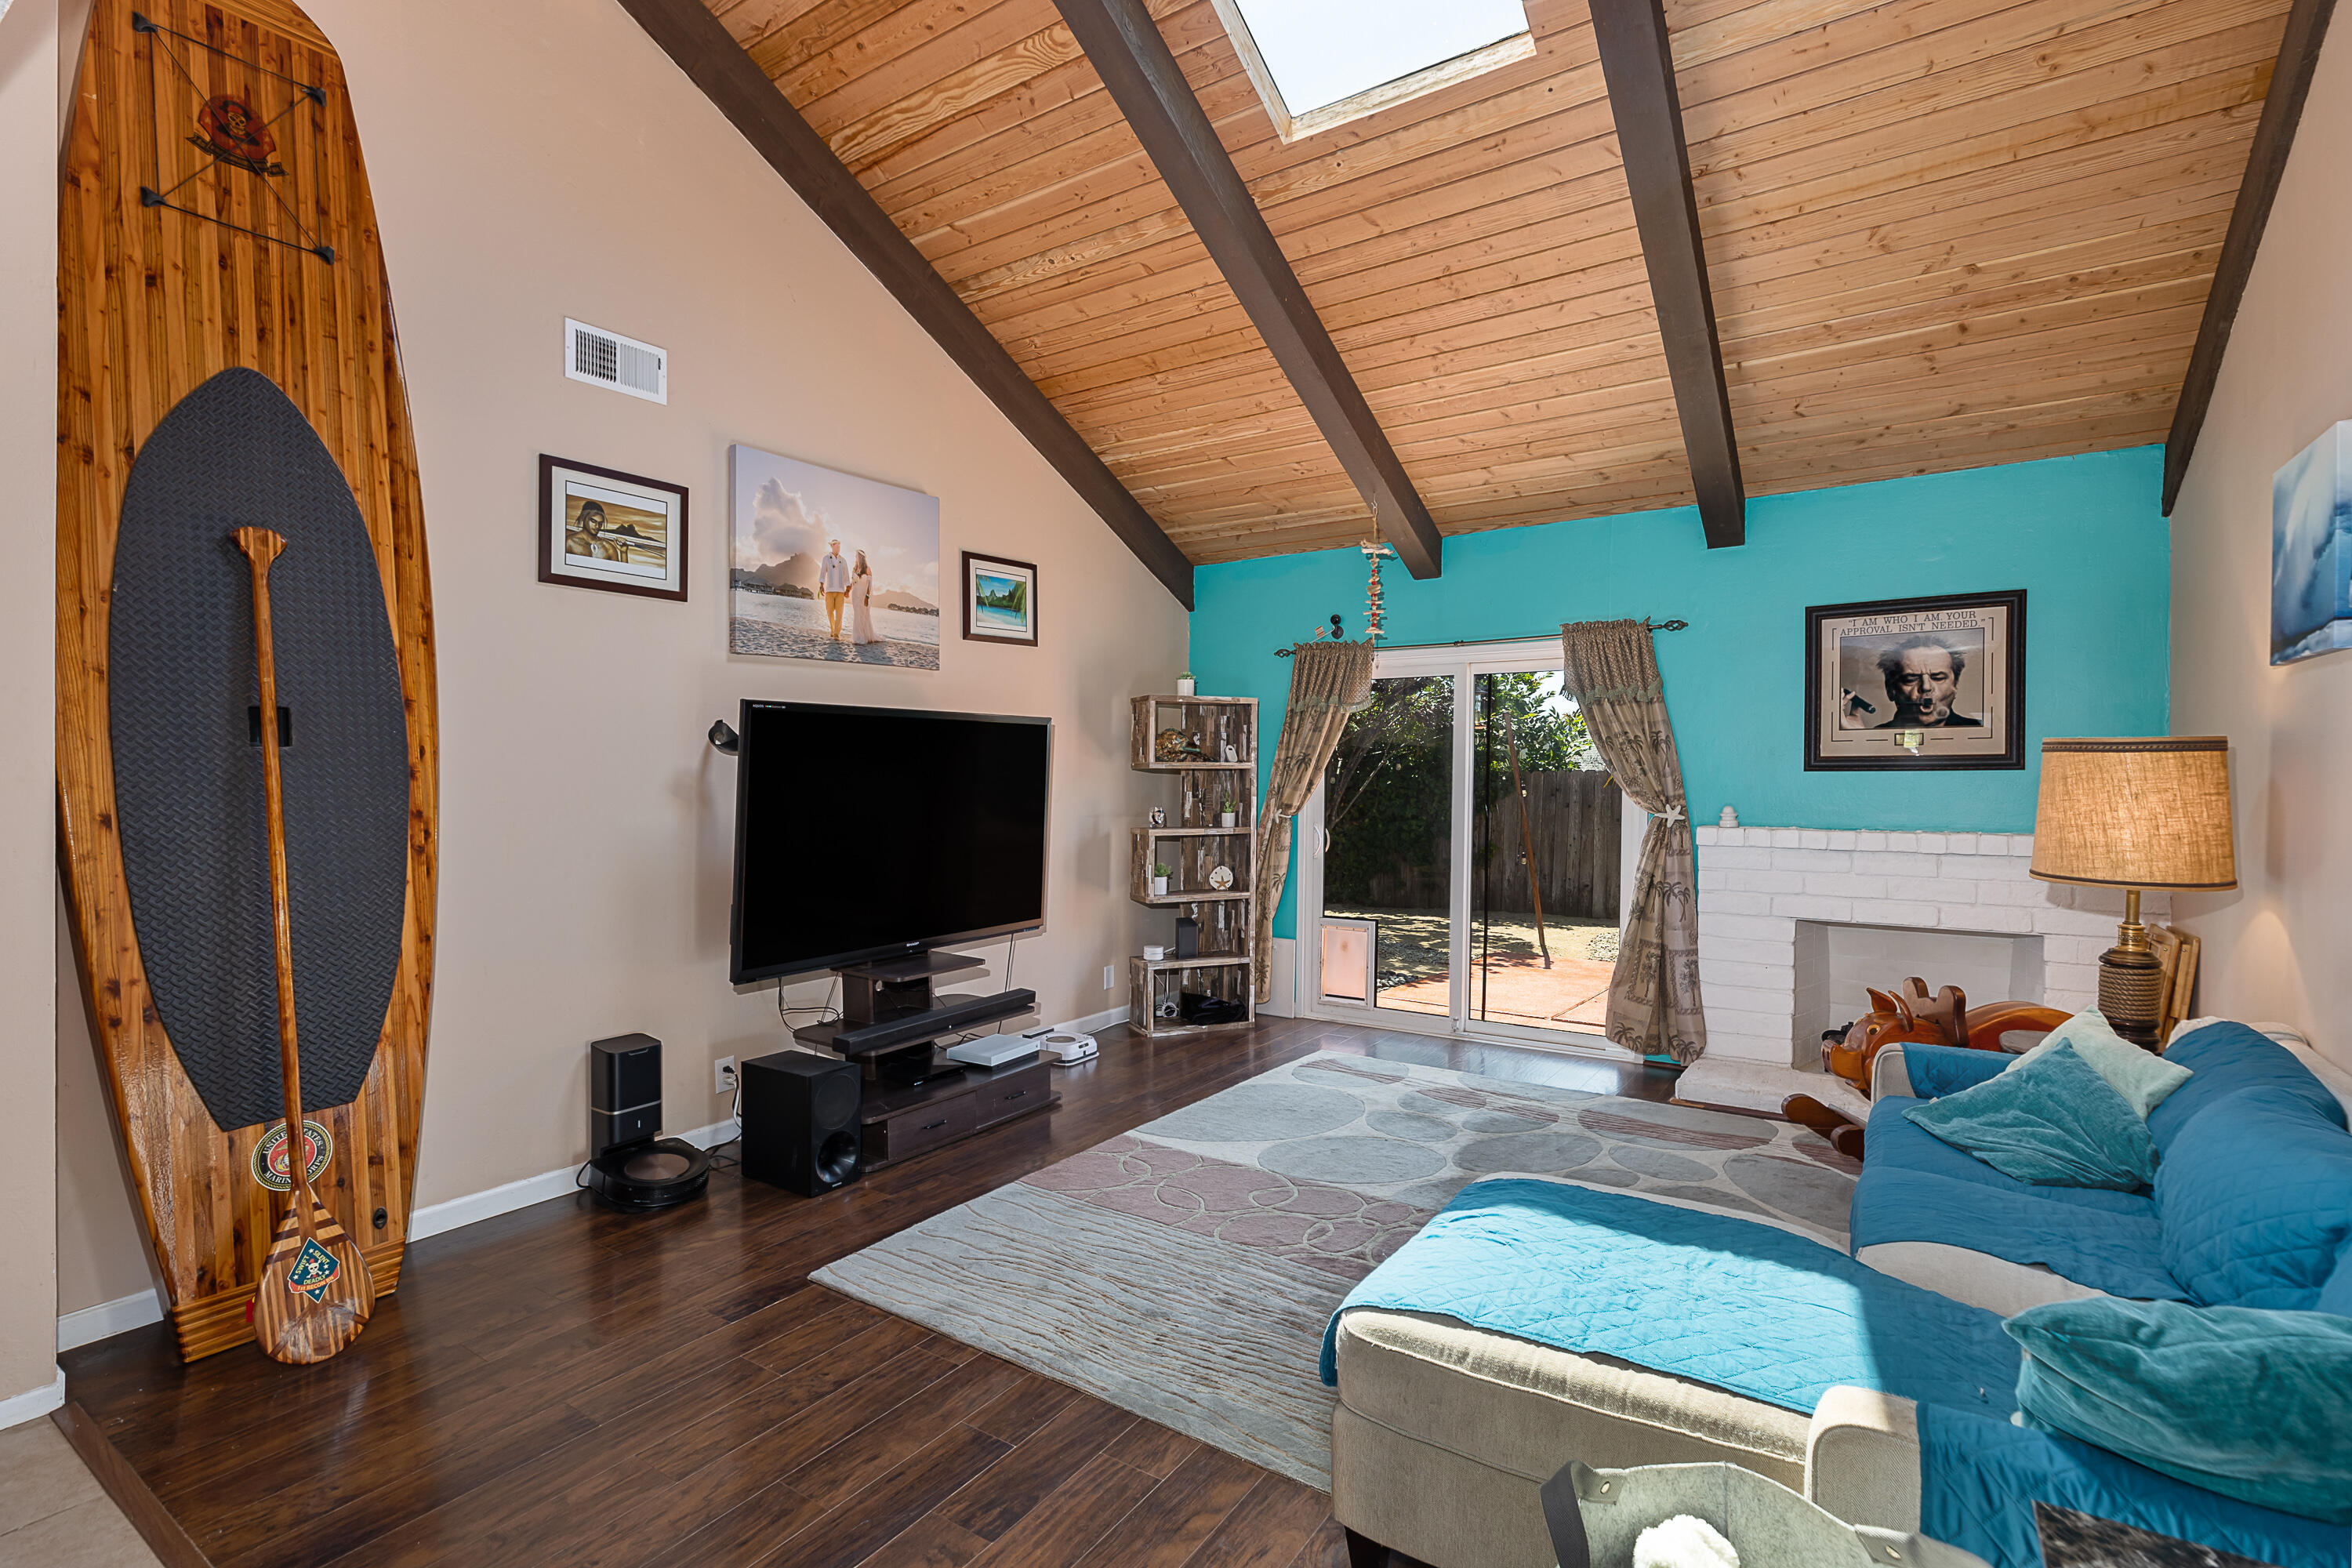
xmin=110 ymin=367 xmax=411 ymax=1132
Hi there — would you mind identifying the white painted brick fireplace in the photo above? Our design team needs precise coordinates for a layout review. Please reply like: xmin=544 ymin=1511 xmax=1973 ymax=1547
xmin=1693 ymin=824 xmax=2164 ymax=1066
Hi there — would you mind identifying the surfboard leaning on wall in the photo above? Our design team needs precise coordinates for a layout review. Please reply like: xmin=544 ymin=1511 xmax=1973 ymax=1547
xmin=56 ymin=0 xmax=437 ymax=1362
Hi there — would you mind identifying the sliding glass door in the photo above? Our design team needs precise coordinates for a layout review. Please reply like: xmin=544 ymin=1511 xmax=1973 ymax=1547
xmin=1468 ymin=669 xmax=1620 ymax=1036
xmin=1318 ymin=674 xmax=1454 ymax=1022
xmin=1301 ymin=642 xmax=1625 ymax=1051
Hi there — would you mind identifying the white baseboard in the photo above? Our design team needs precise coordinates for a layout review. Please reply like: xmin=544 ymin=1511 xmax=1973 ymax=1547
xmin=0 ymin=1366 xmax=64 ymax=1430
xmin=57 ymin=1290 xmax=165 ymax=1353
xmin=409 ymin=1116 xmax=737 ymax=1242
xmin=53 ymin=1002 xmax=1158 ymax=1356
xmin=1056 ymin=1004 xmax=1131 ymax=1036
xmin=58 ymin=1116 xmax=742 ymax=1354
xmin=53 ymin=1009 xmax=1150 ymax=1354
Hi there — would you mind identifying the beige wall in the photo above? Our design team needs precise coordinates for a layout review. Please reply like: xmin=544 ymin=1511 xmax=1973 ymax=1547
xmin=57 ymin=895 xmax=158 ymax=1321
xmin=2169 ymin=20 xmax=2352 ymax=1073
xmin=3 ymin=0 xmax=62 ymax=1407
xmin=52 ymin=0 xmax=1185 ymax=1316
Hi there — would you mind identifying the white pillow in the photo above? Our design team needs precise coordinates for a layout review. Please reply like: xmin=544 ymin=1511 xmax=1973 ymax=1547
xmin=2005 ymin=1010 xmax=2191 ymax=1119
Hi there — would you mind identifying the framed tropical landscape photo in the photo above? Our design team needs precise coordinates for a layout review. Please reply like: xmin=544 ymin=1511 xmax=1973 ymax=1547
xmin=1804 ymin=589 xmax=2026 ymax=771
xmin=728 ymin=445 xmax=941 ymax=668
xmin=961 ymin=551 xmax=1038 ymax=647
xmin=538 ymin=456 xmax=688 ymax=601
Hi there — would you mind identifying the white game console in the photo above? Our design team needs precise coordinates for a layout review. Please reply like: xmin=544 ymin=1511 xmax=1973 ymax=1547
xmin=945 ymin=1033 xmax=1040 ymax=1069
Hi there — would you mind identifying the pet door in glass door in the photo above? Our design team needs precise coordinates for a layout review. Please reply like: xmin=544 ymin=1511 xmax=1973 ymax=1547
xmin=1318 ymin=918 xmax=1377 ymax=1007
xmin=1318 ymin=674 xmax=1453 ymax=1020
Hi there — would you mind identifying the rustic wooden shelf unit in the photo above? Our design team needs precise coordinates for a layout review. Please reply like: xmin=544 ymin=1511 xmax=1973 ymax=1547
xmin=1128 ymin=695 xmax=1259 ymax=1038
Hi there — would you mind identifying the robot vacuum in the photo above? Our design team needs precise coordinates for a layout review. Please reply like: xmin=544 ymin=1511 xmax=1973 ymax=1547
xmin=583 ymin=1136 xmax=711 ymax=1212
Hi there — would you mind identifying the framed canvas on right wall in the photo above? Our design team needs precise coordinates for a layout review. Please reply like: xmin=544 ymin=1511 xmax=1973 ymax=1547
xmin=2272 ymin=420 xmax=2352 ymax=665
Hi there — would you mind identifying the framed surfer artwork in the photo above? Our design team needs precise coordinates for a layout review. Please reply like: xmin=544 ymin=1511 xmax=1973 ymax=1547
xmin=1803 ymin=590 xmax=2026 ymax=771
xmin=538 ymin=455 xmax=689 ymax=601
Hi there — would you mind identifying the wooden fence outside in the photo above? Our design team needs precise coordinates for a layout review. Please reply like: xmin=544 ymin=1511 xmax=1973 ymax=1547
xmin=1355 ymin=769 xmax=1623 ymax=920
xmin=1477 ymin=769 xmax=1622 ymax=920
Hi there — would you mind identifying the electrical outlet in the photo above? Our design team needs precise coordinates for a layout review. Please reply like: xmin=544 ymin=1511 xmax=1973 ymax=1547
xmin=1103 ymin=964 xmax=1116 ymax=990
xmin=714 ymin=1057 xmax=736 ymax=1096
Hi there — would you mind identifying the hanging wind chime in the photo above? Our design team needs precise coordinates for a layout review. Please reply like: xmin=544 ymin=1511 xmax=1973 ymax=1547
xmin=1359 ymin=532 xmax=1396 ymax=642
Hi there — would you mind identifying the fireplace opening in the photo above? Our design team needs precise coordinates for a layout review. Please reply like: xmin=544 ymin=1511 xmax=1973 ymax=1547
xmin=1796 ymin=921 xmax=2045 ymax=1055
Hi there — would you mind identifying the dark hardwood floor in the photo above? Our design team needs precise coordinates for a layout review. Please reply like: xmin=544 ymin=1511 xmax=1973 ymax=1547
xmin=61 ymin=1017 xmax=1677 ymax=1567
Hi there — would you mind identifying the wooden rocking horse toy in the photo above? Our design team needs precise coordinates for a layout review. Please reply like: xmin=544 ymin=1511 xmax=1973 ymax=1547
xmin=1783 ymin=978 xmax=2068 ymax=1160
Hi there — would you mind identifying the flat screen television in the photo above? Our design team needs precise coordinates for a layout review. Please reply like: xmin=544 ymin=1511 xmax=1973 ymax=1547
xmin=728 ymin=700 xmax=1052 ymax=985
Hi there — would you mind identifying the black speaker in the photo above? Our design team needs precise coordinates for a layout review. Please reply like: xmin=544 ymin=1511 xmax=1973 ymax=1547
xmin=742 ymin=1051 xmax=864 ymax=1196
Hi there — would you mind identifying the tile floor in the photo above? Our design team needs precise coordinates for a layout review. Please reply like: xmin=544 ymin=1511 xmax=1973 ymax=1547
xmin=0 ymin=1419 xmax=160 ymax=1567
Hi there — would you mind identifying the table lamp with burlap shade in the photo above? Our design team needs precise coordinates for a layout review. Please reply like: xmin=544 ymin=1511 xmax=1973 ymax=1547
xmin=2030 ymin=737 xmax=2236 ymax=1046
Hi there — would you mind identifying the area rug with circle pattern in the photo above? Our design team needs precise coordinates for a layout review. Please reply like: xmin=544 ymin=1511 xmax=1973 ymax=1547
xmin=812 ymin=1051 xmax=1859 ymax=1490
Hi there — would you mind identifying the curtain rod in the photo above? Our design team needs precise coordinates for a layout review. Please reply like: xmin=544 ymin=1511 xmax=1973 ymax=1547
xmin=1275 ymin=619 xmax=1689 ymax=656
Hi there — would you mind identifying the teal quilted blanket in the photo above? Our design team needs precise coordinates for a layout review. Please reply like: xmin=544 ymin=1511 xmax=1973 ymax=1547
xmin=1918 ymin=1404 xmax=2350 ymax=1568
xmin=1320 ymin=1176 xmax=2020 ymax=1417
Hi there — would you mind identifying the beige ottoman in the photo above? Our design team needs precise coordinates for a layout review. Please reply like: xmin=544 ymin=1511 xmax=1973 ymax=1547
xmin=1331 ymin=1308 xmax=1923 ymax=1568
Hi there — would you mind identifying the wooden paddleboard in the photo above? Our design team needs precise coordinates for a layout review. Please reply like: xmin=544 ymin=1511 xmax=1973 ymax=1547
xmin=57 ymin=0 xmax=437 ymax=1362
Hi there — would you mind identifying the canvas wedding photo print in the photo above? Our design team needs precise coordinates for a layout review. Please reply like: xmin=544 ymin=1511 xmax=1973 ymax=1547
xmin=728 ymin=445 xmax=942 ymax=668
xmin=1805 ymin=590 xmax=2024 ymax=770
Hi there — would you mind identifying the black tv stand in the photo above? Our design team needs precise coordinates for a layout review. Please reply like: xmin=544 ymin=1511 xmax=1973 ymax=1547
xmin=867 ymin=1040 xmax=964 ymax=1090
xmin=789 ymin=950 xmax=1054 ymax=1170
xmin=792 ymin=951 xmax=1038 ymax=1083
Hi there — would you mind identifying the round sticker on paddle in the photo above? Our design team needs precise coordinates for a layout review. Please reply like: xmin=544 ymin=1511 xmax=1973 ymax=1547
xmin=252 ymin=1120 xmax=333 ymax=1192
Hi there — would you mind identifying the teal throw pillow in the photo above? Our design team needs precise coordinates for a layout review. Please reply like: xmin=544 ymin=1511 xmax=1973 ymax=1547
xmin=1905 ymin=1043 xmax=2157 ymax=1189
xmin=2007 ymin=1010 xmax=2191 ymax=1119
xmin=2007 ymin=1296 xmax=2352 ymax=1523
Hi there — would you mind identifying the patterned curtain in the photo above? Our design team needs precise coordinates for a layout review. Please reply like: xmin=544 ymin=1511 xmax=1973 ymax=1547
xmin=1559 ymin=620 xmax=1706 ymax=1064
xmin=1254 ymin=640 xmax=1376 ymax=1003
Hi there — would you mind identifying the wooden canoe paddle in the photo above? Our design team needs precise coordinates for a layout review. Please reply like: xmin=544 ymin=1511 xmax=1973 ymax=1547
xmin=234 ymin=526 xmax=375 ymax=1364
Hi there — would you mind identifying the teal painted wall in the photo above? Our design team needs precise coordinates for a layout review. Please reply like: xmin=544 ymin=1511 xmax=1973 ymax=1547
xmin=1189 ymin=447 xmax=2172 ymax=939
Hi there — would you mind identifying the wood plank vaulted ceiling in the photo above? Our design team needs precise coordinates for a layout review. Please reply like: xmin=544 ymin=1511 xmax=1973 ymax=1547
xmin=697 ymin=0 xmax=2294 ymax=565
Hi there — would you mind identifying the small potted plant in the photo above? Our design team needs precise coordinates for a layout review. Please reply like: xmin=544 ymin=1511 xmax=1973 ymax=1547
xmin=1151 ymin=862 xmax=1171 ymax=897
xmin=1175 ymin=672 xmax=1196 ymax=697
xmin=1219 ymin=798 xmax=1237 ymax=829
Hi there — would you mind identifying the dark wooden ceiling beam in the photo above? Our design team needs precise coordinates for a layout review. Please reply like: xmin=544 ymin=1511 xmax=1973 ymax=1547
xmin=613 ymin=0 xmax=1197 ymax=608
xmin=2161 ymin=0 xmax=2339 ymax=515
xmin=1053 ymin=0 xmax=1446 ymax=579
xmin=1589 ymin=0 xmax=1745 ymax=549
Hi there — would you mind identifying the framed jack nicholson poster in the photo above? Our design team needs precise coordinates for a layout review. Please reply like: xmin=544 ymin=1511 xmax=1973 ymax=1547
xmin=1804 ymin=590 xmax=2025 ymax=771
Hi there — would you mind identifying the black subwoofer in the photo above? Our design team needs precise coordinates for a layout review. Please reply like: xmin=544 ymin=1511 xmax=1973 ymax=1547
xmin=742 ymin=1050 xmax=863 ymax=1196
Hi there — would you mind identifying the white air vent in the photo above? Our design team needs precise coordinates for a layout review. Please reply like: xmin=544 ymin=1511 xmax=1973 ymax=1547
xmin=564 ymin=318 xmax=667 ymax=404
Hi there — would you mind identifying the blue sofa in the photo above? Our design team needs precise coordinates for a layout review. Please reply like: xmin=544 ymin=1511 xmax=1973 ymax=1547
xmin=1844 ymin=1020 xmax=2352 ymax=1566
xmin=1856 ymin=1021 xmax=2352 ymax=1318
xmin=1325 ymin=1021 xmax=2352 ymax=1568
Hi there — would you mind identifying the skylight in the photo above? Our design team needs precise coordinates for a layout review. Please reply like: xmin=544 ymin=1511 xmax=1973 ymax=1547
xmin=1220 ymin=0 xmax=1533 ymax=134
